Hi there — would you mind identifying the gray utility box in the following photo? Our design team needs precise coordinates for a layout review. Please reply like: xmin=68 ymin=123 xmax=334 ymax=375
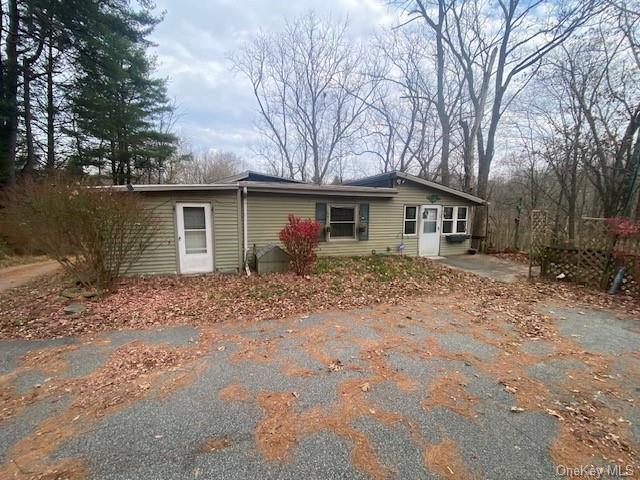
xmin=255 ymin=244 xmax=291 ymax=274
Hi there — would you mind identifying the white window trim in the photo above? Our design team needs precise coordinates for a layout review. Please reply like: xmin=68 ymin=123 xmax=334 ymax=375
xmin=403 ymin=205 xmax=418 ymax=237
xmin=328 ymin=204 xmax=358 ymax=241
xmin=442 ymin=206 xmax=469 ymax=235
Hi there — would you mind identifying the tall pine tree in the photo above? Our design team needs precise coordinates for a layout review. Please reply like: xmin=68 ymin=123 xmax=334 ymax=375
xmin=0 ymin=0 xmax=176 ymax=185
xmin=67 ymin=1 xmax=176 ymax=184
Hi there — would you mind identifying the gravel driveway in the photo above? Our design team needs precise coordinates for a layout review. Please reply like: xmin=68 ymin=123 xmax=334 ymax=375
xmin=0 ymin=297 xmax=638 ymax=479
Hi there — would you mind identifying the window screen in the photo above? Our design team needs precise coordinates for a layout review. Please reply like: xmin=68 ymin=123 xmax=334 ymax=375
xmin=183 ymin=206 xmax=207 ymax=254
xmin=330 ymin=206 xmax=356 ymax=238
xmin=404 ymin=206 xmax=417 ymax=235
xmin=442 ymin=206 xmax=468 ymax=234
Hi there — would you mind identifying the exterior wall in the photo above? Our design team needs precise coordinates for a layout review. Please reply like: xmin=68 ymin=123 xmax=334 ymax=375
xmin=128 ymin=190 xmax=241 ymax=275
xmin=245 ymin=182 xmax=475 ymax=259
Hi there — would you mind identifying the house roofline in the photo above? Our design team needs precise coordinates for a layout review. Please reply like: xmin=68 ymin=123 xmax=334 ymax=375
xmin=106 ymin=181 xmax=397 ymax=197
xmin=218 ymin=170 xmax=306 ymax=184
xmin=106 ymin=184 xmax=239 ymax=192
xmin=240 ymin=181 xmax=397 ymax=197
xmin=395 ymin=172 xmax=486 ymax=205
xmin=346 ymin=171 xmax=486 ymax=205
xmin=105 ymin=170 xmax=483 ymax=203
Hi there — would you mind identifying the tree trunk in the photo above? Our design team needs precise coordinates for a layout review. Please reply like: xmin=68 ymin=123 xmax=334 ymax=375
xmin=567 ymin=147 xmax=579 ymax=241
xmin=434 ymin=2 xmax=450 ymax=186
xmin=460 ymin=120 xmax=473 ymax=192
xmin=46 ymin=38 xmax=56 ymax=171
xmin=471 ymin=149 xmax=491 ymax=249
xmin=22 ymin=59 xmax=36 ymax=175
xmin=125 ymin=144 xmax=131 ymax=184
xmin=0 ymin=0 xmax=20 ymax=185
xmin=439 ymin=119 xmax=450 ymax=186
xmin=110 ymin=140 xmax=117 ymax=185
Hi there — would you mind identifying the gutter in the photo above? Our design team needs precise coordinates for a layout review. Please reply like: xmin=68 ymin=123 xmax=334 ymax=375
xmin=108 ymin=184 xmax=238 ymax=192
xmin=239 ymin=181 xmax=397 ymax=198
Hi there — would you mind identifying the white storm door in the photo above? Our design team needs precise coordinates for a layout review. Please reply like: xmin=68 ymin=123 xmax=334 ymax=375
xmin=176 ymin=203 xmax=213 ymax=274
xmin=418 ymin=205 xmax=441 ymax=257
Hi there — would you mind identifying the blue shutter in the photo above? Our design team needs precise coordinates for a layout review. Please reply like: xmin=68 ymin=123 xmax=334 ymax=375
xmin=358 ymin=203 xmax=369 ymax=241
xmin=315 ymin=202 xmax=327 ymax=241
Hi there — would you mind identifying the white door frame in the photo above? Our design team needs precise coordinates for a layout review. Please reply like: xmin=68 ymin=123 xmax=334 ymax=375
xmin=176 ymin=202 xmax=214 ymax=274
xmin=418 ymin=205 xmax=441 ymax=257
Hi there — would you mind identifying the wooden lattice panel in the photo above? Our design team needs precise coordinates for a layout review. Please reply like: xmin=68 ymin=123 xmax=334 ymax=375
xmin=541 ymin=246 xmax=579 ymax=281
xmin=536 ymin=216 xmax=640 ymax=295
xmin=575 ymin=219 xmax=615 ymax=288
xmin=529 ymin=210 xmax=548 ymax=269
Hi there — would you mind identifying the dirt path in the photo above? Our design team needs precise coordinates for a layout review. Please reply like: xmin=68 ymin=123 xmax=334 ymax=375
xmin=0 ymin=260 xmax=59 ymax=292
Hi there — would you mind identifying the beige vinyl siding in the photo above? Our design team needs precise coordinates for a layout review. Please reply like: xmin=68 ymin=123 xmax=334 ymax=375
xmin=439 ymin=234 xmax=471 ymax=256
xmin=387 ymin=183 xmax=474 ymax=257
xmin=246 ymin=194 xmax=403 ymax=257
xmin=245 ymin=182 xmax=476 ymax=258
xmin=438 ymin=205 xmax=473 ymax=256
xmin=127 ymin=191 xmax=240 ymax=275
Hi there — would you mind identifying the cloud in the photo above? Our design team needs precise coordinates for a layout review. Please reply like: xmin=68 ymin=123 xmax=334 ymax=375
xmin=150 ymin=0 xmax=395 ymax=164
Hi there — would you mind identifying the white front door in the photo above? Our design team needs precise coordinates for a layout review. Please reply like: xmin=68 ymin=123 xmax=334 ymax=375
xmin=419 ymin=205 xmax=441 ymax=257
xmin=176 ymin=203 xmax=213 ymax=274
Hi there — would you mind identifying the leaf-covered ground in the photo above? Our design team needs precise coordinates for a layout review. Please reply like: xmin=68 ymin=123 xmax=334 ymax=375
xmin=0 ymin=255 xmax=638 ymax=478
xmin=0 ymin=255 xmax=638 ymax=340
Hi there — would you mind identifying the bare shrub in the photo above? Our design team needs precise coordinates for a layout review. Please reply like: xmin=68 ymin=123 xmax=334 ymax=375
xmin=1 ymin=178 xmax=156 ymax=289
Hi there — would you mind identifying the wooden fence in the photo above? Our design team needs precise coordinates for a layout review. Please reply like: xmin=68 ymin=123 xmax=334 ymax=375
xmin=529 ymin=211 xmax=639 ymax=295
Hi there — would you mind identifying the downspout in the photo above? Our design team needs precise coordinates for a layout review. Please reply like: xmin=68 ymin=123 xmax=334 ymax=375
xmin=243 ymin=186 xmax=250 ymax=275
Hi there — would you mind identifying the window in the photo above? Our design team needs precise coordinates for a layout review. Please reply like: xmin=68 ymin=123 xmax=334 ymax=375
xmin=329 ymin=205 xmax=356 ymax=239
xmin=422 ymin=207 xmax=438 ymax=233
xmin=457 ymin=206 xmax=468 ymax=233
xmin=404 ymin=206 xmax=417 ymax=235
xmin=443 ymin=206 xmax=468 ymax=234
xmin=183 ymin=206 xmax=207 ymax=254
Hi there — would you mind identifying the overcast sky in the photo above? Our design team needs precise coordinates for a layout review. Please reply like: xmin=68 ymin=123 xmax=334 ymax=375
xmin=150 ymin=0 xmax=397 ymax=167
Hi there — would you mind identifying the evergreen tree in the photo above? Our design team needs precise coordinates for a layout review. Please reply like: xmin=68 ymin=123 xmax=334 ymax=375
xmin=0 ymin=0 xmax=176 ymax=185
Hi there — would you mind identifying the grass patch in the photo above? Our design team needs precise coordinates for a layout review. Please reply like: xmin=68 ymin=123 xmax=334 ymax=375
xmin=247 ymin=282 xmax=288 ymax=300
xmin=314 ymin=255 xmax=435 ymax=283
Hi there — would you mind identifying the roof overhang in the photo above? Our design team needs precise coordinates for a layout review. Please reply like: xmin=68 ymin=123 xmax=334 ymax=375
xmin=346 ymin=171 xmax=486 ymax=205
xmin=107 ymin=184 xmax=238 ymax=192
xmin=218 ymin=170 xmax=306 ymax=184
xmin=394 ymin=172 xmax=486 ymax=205
xmin=240 ymin=181 xmax=397 ymax=198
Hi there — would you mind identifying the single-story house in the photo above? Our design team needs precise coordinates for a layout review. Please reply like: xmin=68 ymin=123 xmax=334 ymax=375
xmin=115 ymin=171 xmax=486 ymax=275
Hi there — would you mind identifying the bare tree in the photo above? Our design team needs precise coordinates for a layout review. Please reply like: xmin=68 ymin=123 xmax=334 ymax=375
xmin=441 ymin=0 xmax=497 ymax=193
xmin=555 ymin=24 xmax=640 ymax=218
xmin=172 ymin=150 xmax=245 ymax=184
xmin=530 ymin=57 xmax=592 ymax=240
xmin=360 ymin=27 xmax=439 ymax=174
xmin=395 ymin=0 xmax=470 ymax=186
xmin=408 ymin=0 xmax=596 ymax=246
xmin=609 ymin=0 xmax=640 ymax=218
xmin=233 ymin=13 xmax=379 ymax=184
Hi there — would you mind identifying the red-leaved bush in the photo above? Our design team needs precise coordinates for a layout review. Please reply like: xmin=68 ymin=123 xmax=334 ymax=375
xmin=279 ymin=214 xmax=322 ymax=276
xmin=605 ymin=217 xmax=640 ymax=238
